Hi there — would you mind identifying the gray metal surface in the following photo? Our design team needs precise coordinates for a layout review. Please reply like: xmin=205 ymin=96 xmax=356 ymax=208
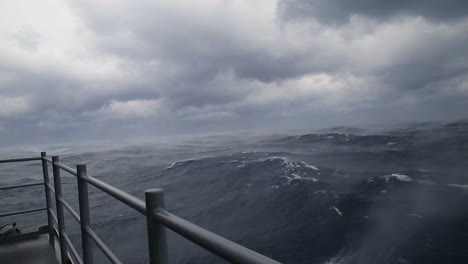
xmin=63 ymin=232 xmax=83 ymax=264
xmin=145 ymin=189 xmax=168 ymax=264
xmin=0 ymin=233 xmax=58 ymax=264
xmin=54 ymin=161 xmax=78 ymax=176
xmin=41 ymin=152 xmax=55 ymax=246
xmin=0 ymin=207 xmax=47 ymax=218
xmin=58 ymin=196 xmax=81 ymax=223
xmin=77 ymin=164 xmax=93 ymax=264
xmin=0 ymin=157 xmax=41 ymax=163
xmin=52 ymin=156 xmax=69 ymax=264
xmin=0 ymin=182 xmax=43 ymax=190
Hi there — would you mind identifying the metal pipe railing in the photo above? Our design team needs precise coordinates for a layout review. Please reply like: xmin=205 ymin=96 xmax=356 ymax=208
xmin=45 ymin=183 xmax=55 ymax=195
xmin=85 ymin=226 xmax=123 ymax=264
xmin=77 ymin=164 xmax=93 ymax=264
xmin=41 ymin=152 xmax=55 ymax=246
xmin=63 ymin=231 xmax=83 ymax=264
xmin=58 ymin=196 xmax=81 ymax=223
xmin=54 ymin=161 xmax=78 ymax=176
xmin=0 ymin=207 xmax=47 ymax=218
xmin=145 ymin=189 xmax=168 ymax=264
xmin=1 ymin=153 xmax=281 ymax=264
xmin=0 ymin=182 xmax=43 ymax=190
xmin=49 ymin=209 xmax=58 ymax=226
xmin=52 ymin=155 xmax=69 ymax=264
xmin=81 ymin=175 xmax=146 ymax=214
xmin=152 ymin=207 xmax=281 ymax=264
xmin=0 ymin=157 xmax=41 ymax=163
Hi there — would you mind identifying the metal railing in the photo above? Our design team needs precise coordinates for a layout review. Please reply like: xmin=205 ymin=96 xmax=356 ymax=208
xmin=0 ymin=152 xmax=281 ymax=264
xmin=0 ymin=156 xmax=46 ymax=220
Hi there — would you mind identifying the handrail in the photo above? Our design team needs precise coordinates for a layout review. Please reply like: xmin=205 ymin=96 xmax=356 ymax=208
xmin=54 ymin=161 xmax=78 ymax=176
xmin=1 ymin=153 xmax=281 ymax=264
xmin=49 ymin=209 xmax=58 ymax=226
xmin=0 ymin=207 xmax=47 ymax=218
xmin=85 ymin=226 xmax=123 ymax=264
xmin=0 ymin=182 xmax=43 ymax=190
xmin=63 ymin=232 xmax=83 ymax=264
xmin=46 ymin=183 xmax=55 ymax=195
xmin=0 ymin=157 xmax=41 ymax=163
xmin=81 ymin=173 xmax=280 ymax=263
xmin=49 ymin=157 xmax=147 ymax=215
xmin=153 ymin=208 xmax=281 ymax=264
xmin=58 ymin=196 xmax=81 ymax=223
xmin=81 ymin=175 xmax=146 ymax=215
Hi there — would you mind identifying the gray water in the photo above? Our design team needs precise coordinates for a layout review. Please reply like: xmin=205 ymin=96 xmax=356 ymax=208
xmin=1 ymin=120 xmax=468 ymax=263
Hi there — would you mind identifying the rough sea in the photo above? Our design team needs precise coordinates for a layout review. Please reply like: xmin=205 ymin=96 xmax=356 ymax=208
xmin=1 ymin=120 xmax=468 ymax=264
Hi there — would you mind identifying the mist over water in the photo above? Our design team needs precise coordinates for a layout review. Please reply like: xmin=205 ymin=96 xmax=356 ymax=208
xmin=1 ymin=120 xmax=468 ymax=264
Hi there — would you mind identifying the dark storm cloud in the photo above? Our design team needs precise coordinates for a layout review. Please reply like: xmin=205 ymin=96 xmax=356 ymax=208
xmin=1 ymin=0 xmax=468 ymax=145
xmin=278 ymin=0 xmax=468 ymax=24
xmin=372 ymin=29 xmax=468 ymax=92
xmin=0 ymin=64 xmax=160 ymax=116
xmin=70 ymin=0 xmax=468 ymax=98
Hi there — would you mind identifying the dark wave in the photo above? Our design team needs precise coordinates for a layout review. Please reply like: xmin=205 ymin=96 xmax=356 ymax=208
xmin=1 ymin=120 xmax=468 ymax=263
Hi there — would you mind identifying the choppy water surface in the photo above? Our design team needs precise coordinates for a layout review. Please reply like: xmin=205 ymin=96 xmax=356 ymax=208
xmin=1 ymin=121 xmax=468 ymax=264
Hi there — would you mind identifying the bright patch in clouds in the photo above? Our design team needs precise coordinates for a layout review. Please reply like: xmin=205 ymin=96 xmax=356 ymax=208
xmin=0 ymin=96 xmax=29 ymax=117
xmin=97 ymin=99 xmax=162 ymax=119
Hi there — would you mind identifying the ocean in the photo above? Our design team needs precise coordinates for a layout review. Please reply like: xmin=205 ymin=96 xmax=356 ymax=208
xmin=1 ymin=120 xmax=468 ymax=264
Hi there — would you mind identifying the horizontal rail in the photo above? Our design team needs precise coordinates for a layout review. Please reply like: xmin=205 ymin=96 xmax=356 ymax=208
xmin=52 ymin=226 xmax=60 ymax=238
xmin=0 ymin=182 xmax=43 ymax=190
xmin=63 ymin=232 xmax=83 ymax=264
xmin=49 ymin=209 xmax=58 ymax=226
xmin=41 ymin=153 xmax=281 ymax=264
xmin=0 ymin=207 xmax=47 ymax=218
xmin=83 ymin=173 xmax=279 ymax=264
xmin=86 ymin=226 xmax=123 ymax=264
xmin=46 ymin=183 xmax=55 ymax=195
xmin=54 ymin=162 xmax=78 ymax=176
xmin=0 ymin=157 xmax=41 ymax=164
xmin=82 ymin=175 xmax=146 ymax=215
xmin=153 ymin=209 xmax=281 ymax=264
xmin=58 ymin=197 xmax=80 ymax=223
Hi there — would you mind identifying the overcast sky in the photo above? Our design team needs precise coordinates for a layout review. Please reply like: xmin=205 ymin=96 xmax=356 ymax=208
xmin=1 ymin=0 xmax=468 ymax=146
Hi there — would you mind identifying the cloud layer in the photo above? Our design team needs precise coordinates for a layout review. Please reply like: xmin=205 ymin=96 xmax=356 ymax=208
xmin=1 ymin=0 xmax=468 ymax=145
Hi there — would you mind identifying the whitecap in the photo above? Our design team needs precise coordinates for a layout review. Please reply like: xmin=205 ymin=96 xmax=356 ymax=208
xmin=330 ymin=206 xmax=343 ymax=216
xmin=301 ymin=161 xmax=319 ymax=171
xmin=283 ymin=173 xmax=318 ymax=185
xmin=323 ymin=250 xmax=352 ymax=264
xmin=408 ymin=214 xmax=422 ymax=218
xmin=165 ymin=162 xmax=178 ymax=169
xmin=446 ymin=184 xmax=468 ymax=189
xmin=382 ymin=173 xmax=412 ymax=182
xmin=263 ymin=157 xmax=320 ymax=185
xmin=314 ymin=190 xmax=328 ymax=194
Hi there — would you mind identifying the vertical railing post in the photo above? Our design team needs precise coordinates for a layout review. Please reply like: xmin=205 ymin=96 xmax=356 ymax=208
xmin=41 ymin=152 xmax=55 ymax=247
xmin=52 ymin=156 xmax=68 ymax=264
xmin=145 ymin=188 xmax=168 ymax=264
xmin=77 ymin=164 xmax=93 ymax=264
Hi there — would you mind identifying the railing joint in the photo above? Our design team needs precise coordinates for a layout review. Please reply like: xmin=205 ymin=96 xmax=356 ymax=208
xmin=145 ymin=189 xmax=168 ymax=264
